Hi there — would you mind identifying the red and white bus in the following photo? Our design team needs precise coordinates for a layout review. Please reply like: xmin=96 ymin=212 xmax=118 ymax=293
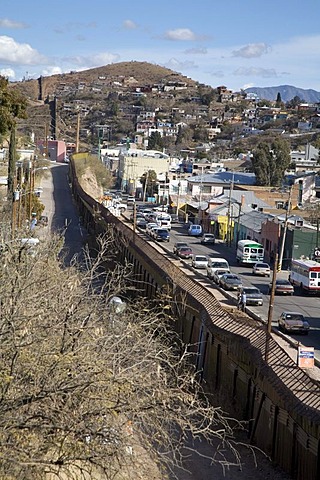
xmin=289 ymin=259 xmax=320 ymax=294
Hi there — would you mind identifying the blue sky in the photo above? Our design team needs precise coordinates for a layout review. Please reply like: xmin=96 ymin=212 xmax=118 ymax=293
xmin=1 ymin=0 xmax=320 ymax=92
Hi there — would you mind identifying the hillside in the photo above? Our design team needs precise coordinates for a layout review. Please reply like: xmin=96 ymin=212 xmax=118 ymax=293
xmin=11 ymin=61 xmax=200 ymax=102
xmin=244 ymin=85 xmax=320 ymax=103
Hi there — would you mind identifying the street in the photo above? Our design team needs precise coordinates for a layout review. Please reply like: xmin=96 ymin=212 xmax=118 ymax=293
xmin=130 ymin=216 xmax=320 ymax=370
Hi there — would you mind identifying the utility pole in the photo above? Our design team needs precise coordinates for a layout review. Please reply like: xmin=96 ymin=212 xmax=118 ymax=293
xmin=76 ymin=110 xmax=80 ymax=153
xmin=235 ymin=200 xmax=242 ymax=249
xmin=11 ymin=187 xmax=19 ymax=239
xmin=198 ymin=166 xmax=204 ymax=223
xmin=226 ymin=172 xmax=234 ymax=246
xmin=176 ymin=181 xmax=181 ymax=217
xmin=28 ymin=160 xmax=35 ymax=221
xmin=278 ymin=184 xmax=293 ymax=271
xmin=265 ymin=252 xmax=278 ymax=362
xmin=142 ymin=170 xmax=150 ymax=203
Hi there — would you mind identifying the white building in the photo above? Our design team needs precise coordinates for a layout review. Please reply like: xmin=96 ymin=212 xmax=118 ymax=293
xmin=117 ymin=148 xmax=171 ymax=194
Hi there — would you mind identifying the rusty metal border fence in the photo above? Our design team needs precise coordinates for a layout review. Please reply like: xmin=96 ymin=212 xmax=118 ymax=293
xmin=70 ymin=159 xmax=320 ymax=479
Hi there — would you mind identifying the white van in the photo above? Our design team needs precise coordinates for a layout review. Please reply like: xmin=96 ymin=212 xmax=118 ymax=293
xmin=206 ymin=257 xmax=230 ymax=279
xmin=188 ymin=224 xmax=202 ymax=237
xmin=157 ymin=213 xmax=172 ymax=230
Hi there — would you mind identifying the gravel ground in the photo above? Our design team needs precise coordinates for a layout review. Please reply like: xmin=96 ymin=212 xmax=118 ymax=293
xmin=167 ymin=435 xmax=292 ymax=480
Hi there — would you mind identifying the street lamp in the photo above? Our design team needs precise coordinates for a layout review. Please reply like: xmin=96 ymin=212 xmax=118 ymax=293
xmin=109 ymin=296 xmax=127 ymax=328
xmin=109 ymin=296 xmax=127 ymax=314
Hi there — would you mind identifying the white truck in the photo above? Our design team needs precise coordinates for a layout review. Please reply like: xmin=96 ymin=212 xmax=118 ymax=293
xmin=155 ymin=213 xmax=172 ymax=230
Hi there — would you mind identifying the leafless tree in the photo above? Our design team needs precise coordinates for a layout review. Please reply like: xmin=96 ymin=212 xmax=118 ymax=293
xmin=0 ymin=233 xmax=245 ymax=480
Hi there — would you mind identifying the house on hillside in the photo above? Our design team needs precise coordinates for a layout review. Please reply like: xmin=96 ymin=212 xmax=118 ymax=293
xmin=186 ymin=171 xmax=256 ymax=197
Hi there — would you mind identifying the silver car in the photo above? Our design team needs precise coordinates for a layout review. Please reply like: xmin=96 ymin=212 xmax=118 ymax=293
xmin=219 ymin=273 xmax=243 ymax=291
xmin=191 ymin=254 xmax=208 ymax=269
xmin=252 ymin=262 xmax=271 ymax=277
xmin=211 ymin=268 xmax=230 ymax=284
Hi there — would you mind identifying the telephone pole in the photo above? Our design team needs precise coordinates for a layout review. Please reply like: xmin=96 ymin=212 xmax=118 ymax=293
xmin=226 ymin=172 xmax=234 ymax=246
xmin=278 ymin=184 xmax=293 ymax=271
xmin=265 ymin=252 xmax=278 ymax=362
xmin=76 ymin=110 xmax=80 ymax=153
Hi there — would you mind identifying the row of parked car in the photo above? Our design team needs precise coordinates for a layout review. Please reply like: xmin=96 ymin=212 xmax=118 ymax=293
xmin=143 ymin=225 xmax=309 ymax=335
xmin=172 ymin=240 xmax=299 ymax=306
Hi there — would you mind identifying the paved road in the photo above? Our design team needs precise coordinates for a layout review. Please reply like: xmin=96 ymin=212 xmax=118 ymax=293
xmin=38 ymin=163 xmax=88 ymax=264
xmin=162 ymin=222 xmax=320 ymax=365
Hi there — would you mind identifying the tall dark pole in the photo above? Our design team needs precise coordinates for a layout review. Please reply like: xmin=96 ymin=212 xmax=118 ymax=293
xmin=265 ymin=252 xmax=278 ymax=362
xmin=7 ymin=127 xmax=16 ymax=203
xmin=278 ymin=184 xmax=293 ymax=271
xmin=235 ymin=201 xmax=242 ymax=250
xmin=226 ymin=172 xmax=234 ymax=246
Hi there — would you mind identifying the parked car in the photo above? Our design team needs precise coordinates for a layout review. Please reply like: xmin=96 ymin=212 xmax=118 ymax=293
xmin=219 ymin=273 xmax=243 ymax=291
xmin=130 ymin=213 xmax=144 ymax=222
xmin=112 ymin=201 xmax=127 ymax=213
xmin=252 ymin=262 xmax=271 ymax=277
xmin=188 ymin=224 xmax=202 ymax=237
xmin=206 ymin=257 xmax=230 ymax=279
xmin=154 ymin=228 xmax=170 ymax=242
xmin=191 ymin=254 xmax=208 ymax=269
xmin=176 ymin=246 xmax=193 ymax=259
xmin=173 ymin=241 xmax=189 ymax=254
xmin=278 ymin=311 xmax=310 ymax=335
xmin=239 ymin=286 xmax=264 ymax=306
xmin=150 ymin=227 xmax=160 ymax=239
xmin=146 ymin=222 xmax=159 ymax=235
xmin=269 ymin=279 xmax=294 ymax=295
xmin=211 ymin=268 xmax=231 ymax=285
xmin=201 ymin=233 xmax=215 ymax=245
xmin=136 ymin=219 xmax=148 ymax=230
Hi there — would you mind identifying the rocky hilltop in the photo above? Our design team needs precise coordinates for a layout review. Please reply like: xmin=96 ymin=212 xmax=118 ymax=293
xmin=11 ymin=61 xmax=200 ymax=102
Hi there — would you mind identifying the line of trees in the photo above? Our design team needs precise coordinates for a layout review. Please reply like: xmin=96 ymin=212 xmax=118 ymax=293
xmin=251 ymin=138 xmax=291 ymax=186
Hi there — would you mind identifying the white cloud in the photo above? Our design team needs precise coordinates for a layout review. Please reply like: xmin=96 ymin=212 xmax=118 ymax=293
xmin=42 ymin=66 xmax=63 ymax=76
xmin=164 ymin=28 xmax=198 ymax=41
xmin=232 ymin=43 xmax=271 ymax=58
xmin=123 ymin=19 xmax=137 ymax=30
xmin=0 ymin=18 xmax=27 ymax=29
xmin=0 ymin=67 xmax=15 ymax=79
xmin=0 ymin=36 xmax=46 ymax=65
xmin=233 ymin=67 xmax=278 ymax=78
